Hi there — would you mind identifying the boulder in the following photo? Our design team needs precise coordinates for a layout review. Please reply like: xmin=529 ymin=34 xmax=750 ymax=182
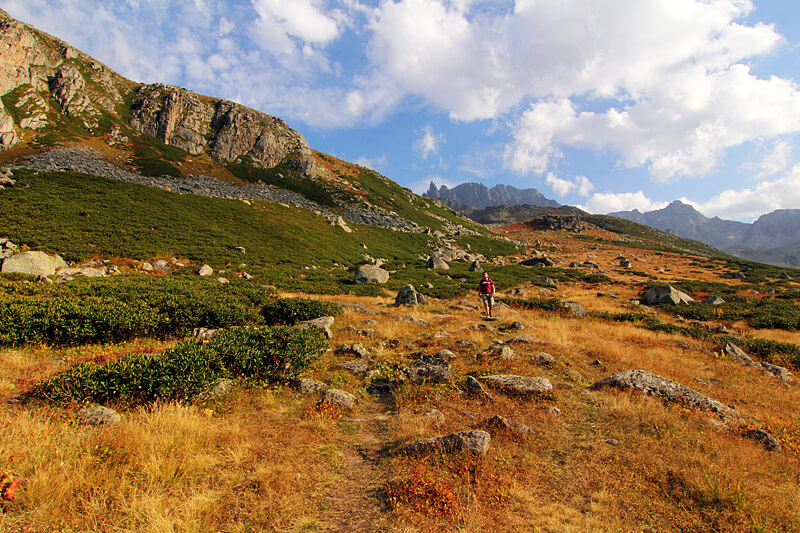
xmin=591 ymin=369 xmax=733 ymax=418
xmin=298 ymin=316 xmax=335 ymax=338
xmin=353 ymin=264 xmax=390 ymax=284
xmin=531 ymin=277 xmax=557 ymax=288
xmin=702 ymin=296 xmax=725 ymax=305
xmin=464 ymin=376 xmax=493 ymax=401
xmin=507 ymin=334 xmax=536 ymax=344
xmin=560 ymin=300 xmax=588 ymax=317
xmin=76 ymin=406 xmax=120 ymax=425
xmin=427 ymin=254 xmax=450 ymax=270
xmin=198 ymin=264 xmax=213 ymax=276
xmin=519 ymin=256 xmax=553 ymax=267
xmin=642 ymin=285 xmax=694 ymax=305
xmin=480 ymin=415 xmax=531 ymax=437
xmin=318 ymin=389 xmax=357 ymax=410
xmin=1 ymin=251 xmax=67 ymax=276
xmin=199 ymin=378 xmax=236 ymax=400
xmin=468 ymin=260 xmax=483 ymax=272
xmin=400 ymin=430 xmax=491 ymax=456
xmin=742 ymin=429 xmax=782 ymax=452
xmin=395 ymin=284 xmax=429 ymax=307
xmin=298 ymin=378 xmax=328 ymax=395
xmin=480 ymin=375 xmax=553 ymax=397
xmin=405 ymin=354 xmax=453 ymax=384
xmin=531 ymin=352 xmax=556 ymax=365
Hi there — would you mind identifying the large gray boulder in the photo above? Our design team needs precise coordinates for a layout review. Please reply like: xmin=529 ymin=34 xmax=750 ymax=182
xmin=297 ymin=316 xmax=335 ymax=338
xmin=592 ymin=369 xmax=733 ymax=418
xmin=480 ymin=375 xmax=553 ymax=397
xmin=643 ymin=285 xmax=694 ymax=305
xmin=353 ymin=264 xmax=390 ymax=284
xmin=1 ymin=251 xmax=67 ymax=276
xmin=427 ymin=254 xmax=450 ymax=270
xmin=395 ymin=284 xmax=429 ymax=307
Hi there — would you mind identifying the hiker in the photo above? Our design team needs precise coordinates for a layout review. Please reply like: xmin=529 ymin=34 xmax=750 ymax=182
xmin=478 ymin=271 xmax=495 ymax=318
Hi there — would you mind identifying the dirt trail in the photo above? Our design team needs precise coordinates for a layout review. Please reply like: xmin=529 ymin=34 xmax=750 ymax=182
xmin=319 ymin=395 xmax=394 ymax=532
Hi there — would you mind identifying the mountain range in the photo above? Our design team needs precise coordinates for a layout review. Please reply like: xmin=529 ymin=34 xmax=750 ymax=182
xmin=424 ymin=181 xmax=559 ymax=209
xmin=610 ymin=201 xmax=800 ymax=267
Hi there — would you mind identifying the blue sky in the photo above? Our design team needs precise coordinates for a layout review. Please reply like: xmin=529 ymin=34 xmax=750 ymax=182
xmin=4 ymin=0 xmax=800 ymax=221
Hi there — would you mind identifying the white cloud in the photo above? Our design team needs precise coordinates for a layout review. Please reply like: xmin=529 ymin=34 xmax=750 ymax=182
xmin=579 ymin=191 xmax=668 ymax=214
xmin=681 ymin=163 xmax=800 ymax=220
xmin=545 ymin=173 xmax=594 ymax=198
xmin=365 ymin=0 xmax=800 ymax=180
xmin=753 ymin=140 xmax=793 ymax=178
xmin=354 ymin=155 xmax=387 ymax=170
xmin=251 ymin=0 xmax=340 ymax=51
xmin=414 ymin=124 xmax=444 ymax=159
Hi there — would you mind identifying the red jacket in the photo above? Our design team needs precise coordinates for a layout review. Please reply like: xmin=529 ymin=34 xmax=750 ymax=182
xmin=478 ymin=279 xmax=495 ymax=295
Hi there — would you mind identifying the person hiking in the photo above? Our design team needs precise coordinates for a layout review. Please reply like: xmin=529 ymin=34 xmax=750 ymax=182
xmin=478 ymin=271 xmax=495 ymax=318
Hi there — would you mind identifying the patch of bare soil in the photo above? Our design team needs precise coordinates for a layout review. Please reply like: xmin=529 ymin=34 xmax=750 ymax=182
xmin=320 ymin=396 xmax=393 ymax=532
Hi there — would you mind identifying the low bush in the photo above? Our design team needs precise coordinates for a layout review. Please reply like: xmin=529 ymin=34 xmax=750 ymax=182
xmin=30 ymin=326 xmax=328 ymax=405
xmin=498 ymin=297 xmax=564 ymax=313
xmin=0 ymin=276 xmax=270 ymax=345
xmin=722 ymin=337 xmax=800 ymax=370
xmin=261 ymin=297 xmax=342 ymax=325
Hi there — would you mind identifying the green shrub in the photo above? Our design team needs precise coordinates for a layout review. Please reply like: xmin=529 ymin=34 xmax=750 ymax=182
xmin=498 ymin=297 xmax=564 ymax=313
xmin=0 ymin=276 xmax=269 ymax=345
xmin=30 ymin=326 xmax=327 ymax=405
xmin=261 ymin=297 xmax=342 ymax=325
xmin=719 ymin=336 xmax=800 ymax=370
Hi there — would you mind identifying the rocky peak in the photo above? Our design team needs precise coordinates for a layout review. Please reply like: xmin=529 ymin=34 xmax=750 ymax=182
xmin=129 ymin=84 xmax=315 ymax=175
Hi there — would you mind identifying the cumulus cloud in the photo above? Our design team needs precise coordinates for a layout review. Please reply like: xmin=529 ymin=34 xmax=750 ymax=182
xmin=579 ymin=191 xmax=668 ymax=214
xmin=681 ymin=163 xmax=800 ymax=220
xmin=354 ymin=155 xmax=387 ymax=170
xmin=752 ymin=140 xmax=793 ymax=178
xmin=414 ymin=124 xmax=445 ymax=159
xmin=367 ymin=0 xmax=799 ymax=180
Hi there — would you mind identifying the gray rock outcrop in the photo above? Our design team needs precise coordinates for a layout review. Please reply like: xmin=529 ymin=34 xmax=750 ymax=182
xmin=426 ymin=254 xmax=450 ymax=270
xmin=592 ymin=369 xmax=733 ymax=418
xmin=297 ymin=316 xmax=335 ymax=339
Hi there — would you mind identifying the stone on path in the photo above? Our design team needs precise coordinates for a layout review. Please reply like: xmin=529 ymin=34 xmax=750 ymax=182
xmin=318 ymin=389 xmax=358 ymax=410
xmin=400 ymin=430 xmax=491 ymax=456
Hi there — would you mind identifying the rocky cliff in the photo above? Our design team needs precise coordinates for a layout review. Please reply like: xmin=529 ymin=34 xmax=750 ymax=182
xmin=0 ymin=8 xmax=314 ymax=175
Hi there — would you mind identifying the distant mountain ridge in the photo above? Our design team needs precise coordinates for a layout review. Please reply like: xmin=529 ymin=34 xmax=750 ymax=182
xmin=610 ymin=201 xmax=800 ymax=267
xmin=424 ymin=181 xmax=559 ymax=209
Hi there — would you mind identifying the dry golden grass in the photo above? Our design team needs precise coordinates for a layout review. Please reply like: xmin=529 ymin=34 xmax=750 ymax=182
xmin=2 ymin=225 xmax=799 ymax=532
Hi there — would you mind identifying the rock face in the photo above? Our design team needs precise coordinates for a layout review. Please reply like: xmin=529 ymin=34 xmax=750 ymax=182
xmin=129 ymin=84 xmax=315 ymax=176
xmin=395 ymin=284 xmax=429 ymax=307
xmin=424 ymin=181 xmax=558 ymax=210
xmin=353 ymin=264 xmax=390 ymax=284
xmin=643 ymin=285 xmax=694 ymax=305
xmin=523 ymin=214 xmax=583 ymax=232
xmin=592 ymin=369 xmax=733 ymax=417
xmin=1 ymin=251 xmax=67 ymax=276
